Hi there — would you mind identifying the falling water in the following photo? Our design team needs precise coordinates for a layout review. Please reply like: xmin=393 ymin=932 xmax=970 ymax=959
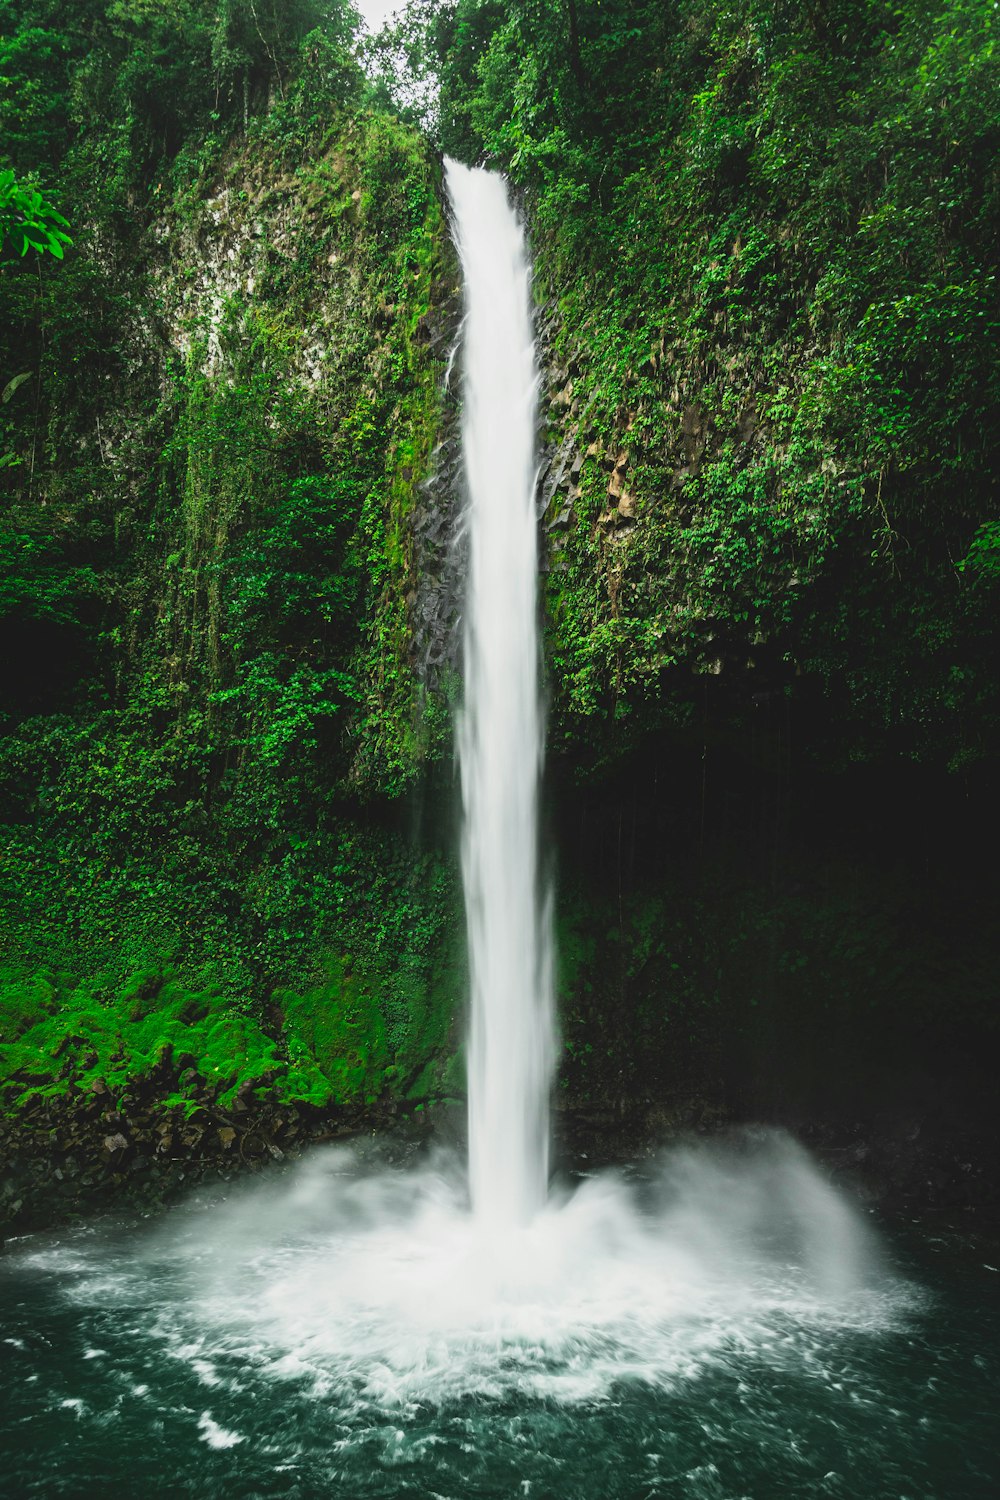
xmin=446 ymin=160 xmax=555 ymax=1227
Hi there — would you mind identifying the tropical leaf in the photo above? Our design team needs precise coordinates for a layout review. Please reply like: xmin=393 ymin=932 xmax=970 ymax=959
xmin=1 ymin=372 xmax=33 ymax=404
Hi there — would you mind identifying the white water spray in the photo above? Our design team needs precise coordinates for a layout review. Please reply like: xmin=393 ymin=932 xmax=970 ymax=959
xmin=446 ymin=159 xmax=555 ymax=1226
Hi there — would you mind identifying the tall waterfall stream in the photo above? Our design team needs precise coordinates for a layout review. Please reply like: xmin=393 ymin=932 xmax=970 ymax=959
xmin=448 ymin=158 xmax=554 ymax=1228
xmin=2 ymin=168 xmax=998 ymax=1498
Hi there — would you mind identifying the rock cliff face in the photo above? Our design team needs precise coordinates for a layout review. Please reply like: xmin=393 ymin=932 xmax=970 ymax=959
xmin=138 ymin=118 xmax=459 ymax=792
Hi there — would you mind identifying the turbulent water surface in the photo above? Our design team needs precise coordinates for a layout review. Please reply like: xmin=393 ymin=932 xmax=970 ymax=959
xmin=2 ymin=1134 xmax=999 ymax=1498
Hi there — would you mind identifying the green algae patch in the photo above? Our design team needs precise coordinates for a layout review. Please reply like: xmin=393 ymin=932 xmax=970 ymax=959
xmin=276 ymin=958 xmax=390 ymax=1108
xmin=0 ymin=966 xmax=287 ymax=1112
xmin=0 ymin=953 xmax=453 ymax=1118
xmin=383 ymin=931 xmax=465 ymax=1101
xmin=0 ymin=828 xmax=465 ymax=1122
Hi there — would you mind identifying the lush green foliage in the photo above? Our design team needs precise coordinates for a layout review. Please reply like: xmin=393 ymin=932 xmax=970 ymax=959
xmin=2 ymin=0 xmax=999 ymax=1124
xmin=0 ymin=168 xmax=71 ymax=257
xmin=393 ymin=0 xmax=1000 ymax=777
xmin=0 ymin=0 xmax=464 ymax=1113
xmin=0 ymin=954 xmax=397 ymax=1113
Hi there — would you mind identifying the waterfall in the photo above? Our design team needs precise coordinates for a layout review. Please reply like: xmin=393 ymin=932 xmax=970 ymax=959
xmin=446 ymin=158 xmax=555 ymax=1227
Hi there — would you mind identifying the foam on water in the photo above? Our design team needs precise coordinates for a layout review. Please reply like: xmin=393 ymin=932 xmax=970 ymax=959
xmin=17 ymin=1132 xmax=910 ymax=1415
xmin=198 ymin=1412 xmax=244 ymax=1448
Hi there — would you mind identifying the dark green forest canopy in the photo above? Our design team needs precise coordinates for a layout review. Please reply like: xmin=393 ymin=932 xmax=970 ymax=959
xmin=1 ymin=0 xmax=998 ymax=1127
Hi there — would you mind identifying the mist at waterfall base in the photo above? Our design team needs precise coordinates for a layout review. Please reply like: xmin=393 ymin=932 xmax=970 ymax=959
xmin=3 ymin=168 xmax=999 ymax=1498
xmin=4 ymin=1142 xmax=1000 ymax=1497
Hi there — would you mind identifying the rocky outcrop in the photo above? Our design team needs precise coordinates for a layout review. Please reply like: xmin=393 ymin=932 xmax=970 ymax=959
xmin=0 ymin=1076 xmax=431 ymax=1240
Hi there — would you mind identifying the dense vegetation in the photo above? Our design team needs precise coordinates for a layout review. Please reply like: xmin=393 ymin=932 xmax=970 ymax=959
xmin=391 ymin=0 xmax=1000 ymax=774
xmin=1 ymin=0 xmax=998 ymax=1163
xmin=0 ymin=0 xmax=462 ymax=1122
